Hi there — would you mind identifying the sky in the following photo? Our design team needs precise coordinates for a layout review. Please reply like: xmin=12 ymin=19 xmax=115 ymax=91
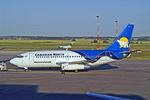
xmin=0 ymin=0 xmax=150 ymax=37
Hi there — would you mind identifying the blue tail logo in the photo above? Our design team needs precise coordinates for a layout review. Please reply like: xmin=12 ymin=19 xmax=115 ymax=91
xmin=106 ymin=24 xmax=134 ymax=51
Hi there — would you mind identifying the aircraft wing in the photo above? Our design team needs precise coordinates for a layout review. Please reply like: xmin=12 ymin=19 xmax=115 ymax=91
xmin=56 ymin=59 xmax=96 ymax=65
xmin=86 ymin=92 xmax=131 ymax=100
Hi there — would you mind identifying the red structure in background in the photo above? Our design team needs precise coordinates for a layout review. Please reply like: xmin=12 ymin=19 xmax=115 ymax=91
xmin=96 ymin=16 xmax=100 ymax=49
xmin=115 ymin=20 xmax=118 ymax=38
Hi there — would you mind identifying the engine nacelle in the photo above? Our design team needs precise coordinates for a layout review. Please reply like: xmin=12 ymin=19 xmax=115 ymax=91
xmin=63 ymin=64 xmax=90 ymax=70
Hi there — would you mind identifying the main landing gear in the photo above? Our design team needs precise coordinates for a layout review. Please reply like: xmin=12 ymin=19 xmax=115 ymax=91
xmin=61 ymin=67 xmax=65 ymax=75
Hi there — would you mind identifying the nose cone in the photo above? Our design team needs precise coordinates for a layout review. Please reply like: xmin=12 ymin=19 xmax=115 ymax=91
xmin=10 ymin=58 xmax=17 ymax=66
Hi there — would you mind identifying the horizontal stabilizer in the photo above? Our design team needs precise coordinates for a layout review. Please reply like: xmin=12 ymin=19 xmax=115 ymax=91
xmin=119 ymin=49 xmax=142 ymax=54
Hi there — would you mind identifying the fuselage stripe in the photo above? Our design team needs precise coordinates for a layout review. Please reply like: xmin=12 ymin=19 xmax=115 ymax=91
xmin=72 ymin=50 xmax=121 ymax=63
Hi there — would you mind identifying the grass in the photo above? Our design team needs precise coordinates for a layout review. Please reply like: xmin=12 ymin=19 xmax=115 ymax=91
xmin=0 ymin=39 xmax=149 ymax=59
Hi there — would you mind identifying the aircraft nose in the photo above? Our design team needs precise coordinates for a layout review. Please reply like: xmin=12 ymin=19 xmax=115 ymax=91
xmin=10 ymin=58 xmax=17 ymax=66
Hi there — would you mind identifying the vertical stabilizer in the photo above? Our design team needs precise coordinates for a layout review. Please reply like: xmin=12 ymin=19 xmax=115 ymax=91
xmin=106 ymin=24 xmax=134 ymax=51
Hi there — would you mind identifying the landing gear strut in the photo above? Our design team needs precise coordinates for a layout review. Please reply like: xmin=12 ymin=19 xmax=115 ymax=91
xmin=61 ymin=70 xmax=65 ymax=75
xmin=24 ymin=67 xmax=29 ymax=72
xmin=75 ymin=69 xmax=78 ymax=73
xmin=61 ymin=66 xmax=65 ymax=75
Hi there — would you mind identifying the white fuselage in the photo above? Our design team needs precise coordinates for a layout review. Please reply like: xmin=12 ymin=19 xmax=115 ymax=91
xmin=10 ymin=50 xmax=84 ymax=68
xmin=58 ymin=45 xmax=72 ymax=49
xmin=10 ymin=50 xmax=115 ymax=70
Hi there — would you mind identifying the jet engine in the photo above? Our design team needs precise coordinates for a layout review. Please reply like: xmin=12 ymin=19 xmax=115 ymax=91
xmin=62 ymin=64 xmax=90 ymax=71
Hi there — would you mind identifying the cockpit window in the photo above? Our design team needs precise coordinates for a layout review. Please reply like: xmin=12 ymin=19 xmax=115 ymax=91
xmin=16 ymin=55 xmax=24 ymax=58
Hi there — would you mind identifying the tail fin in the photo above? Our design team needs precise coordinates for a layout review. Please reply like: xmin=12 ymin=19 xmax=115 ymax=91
xmin=106 ymin=24 xmax=134 ymax=51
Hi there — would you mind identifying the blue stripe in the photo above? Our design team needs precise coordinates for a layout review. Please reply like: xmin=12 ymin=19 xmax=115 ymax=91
xmin=72 ymin=50 xmax=123 ymax=63
xmin=71 ymin=50 xmax=92 ymax=61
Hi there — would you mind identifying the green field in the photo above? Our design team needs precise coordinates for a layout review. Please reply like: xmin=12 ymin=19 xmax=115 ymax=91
xmin=0 ymin=39 xmax=149 ymax=59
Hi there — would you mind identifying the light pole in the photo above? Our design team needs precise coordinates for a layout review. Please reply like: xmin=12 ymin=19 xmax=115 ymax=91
xmin=115 ymin=20 xmax=118 ymax=38
xmin=96 ymin=16 xmax=100 ymax=49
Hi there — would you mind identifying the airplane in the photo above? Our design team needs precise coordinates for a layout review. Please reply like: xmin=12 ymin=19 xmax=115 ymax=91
xmin=57 ymin=42 xmax=73 ymax=50
xmin=10 ymin=24 xmax=136 ymax=72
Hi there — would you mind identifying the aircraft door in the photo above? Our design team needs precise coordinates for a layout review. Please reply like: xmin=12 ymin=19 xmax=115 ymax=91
xmin=65 ymin=55 xmax=71 ymax=61
xmin=29 ymin=53 xmax=34 ymax=61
